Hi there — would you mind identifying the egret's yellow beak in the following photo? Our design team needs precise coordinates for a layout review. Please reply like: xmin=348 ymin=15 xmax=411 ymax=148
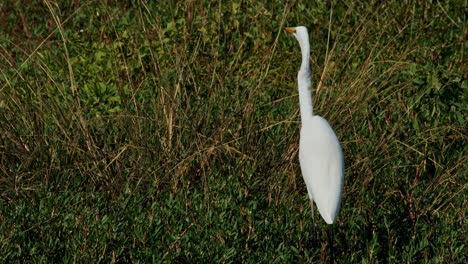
xmin=284 ymin=27 xmax=296 ymax=34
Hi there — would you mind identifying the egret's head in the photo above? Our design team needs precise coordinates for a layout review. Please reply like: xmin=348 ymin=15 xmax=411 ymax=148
xmin=284 ymin=26 xmax=309 ymax=44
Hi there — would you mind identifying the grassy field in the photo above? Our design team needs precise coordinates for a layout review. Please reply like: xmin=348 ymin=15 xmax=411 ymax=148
xmin=0 ymin=0 xmax=466 ymax=262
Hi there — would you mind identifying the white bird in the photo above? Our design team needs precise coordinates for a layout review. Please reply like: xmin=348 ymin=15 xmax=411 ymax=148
xmin=285 ymin=26 xmax=344 ymax=262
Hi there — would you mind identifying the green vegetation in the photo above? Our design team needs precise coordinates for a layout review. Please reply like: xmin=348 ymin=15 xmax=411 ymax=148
xmin=0 ymin=1 xmax=466 ymax=262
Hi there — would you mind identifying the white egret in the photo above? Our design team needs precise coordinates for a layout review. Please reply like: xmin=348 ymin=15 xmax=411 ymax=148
xmin=285 ymin=26 xmax=344 ymax=262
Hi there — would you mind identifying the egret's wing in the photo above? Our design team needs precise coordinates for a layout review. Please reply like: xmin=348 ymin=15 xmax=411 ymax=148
xmin=299 ymin=116 xmax=344 ymax=224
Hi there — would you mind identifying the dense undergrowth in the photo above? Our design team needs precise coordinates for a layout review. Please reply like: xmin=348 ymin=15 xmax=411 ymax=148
xmin=0 ymin=0 xmax=466 ymax=262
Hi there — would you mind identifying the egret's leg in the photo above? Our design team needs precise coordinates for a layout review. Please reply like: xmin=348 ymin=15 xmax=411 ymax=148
xmin=309 ymin=200 xmax=317 ymax=243
xmin=327 ymin=225 xmax=334 ymax=264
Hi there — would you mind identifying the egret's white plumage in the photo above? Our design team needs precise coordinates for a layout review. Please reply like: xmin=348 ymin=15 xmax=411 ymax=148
xmin=300 ymin=116 xmax=343 ymax=224
xmin=285 ymin=26 xmax=344 ymax=226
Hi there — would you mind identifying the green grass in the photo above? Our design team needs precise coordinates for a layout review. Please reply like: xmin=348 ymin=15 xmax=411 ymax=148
xmin=0 ymin=0 xmax=466 ymax=262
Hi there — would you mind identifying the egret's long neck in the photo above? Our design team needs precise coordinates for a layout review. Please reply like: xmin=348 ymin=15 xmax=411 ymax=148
xmin=297 ymin=38 xmax=314 ymax=123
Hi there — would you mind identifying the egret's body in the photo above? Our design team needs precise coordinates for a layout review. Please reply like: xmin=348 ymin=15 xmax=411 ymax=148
xmin=299 ymin=116 xmax=343 ymax=224
xmin=285 ymin=26 xmax=344 ymax=262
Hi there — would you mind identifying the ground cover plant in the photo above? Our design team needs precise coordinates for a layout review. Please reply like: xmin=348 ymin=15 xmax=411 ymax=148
xmin=0 ymin=0 xmax=466 ymax=262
